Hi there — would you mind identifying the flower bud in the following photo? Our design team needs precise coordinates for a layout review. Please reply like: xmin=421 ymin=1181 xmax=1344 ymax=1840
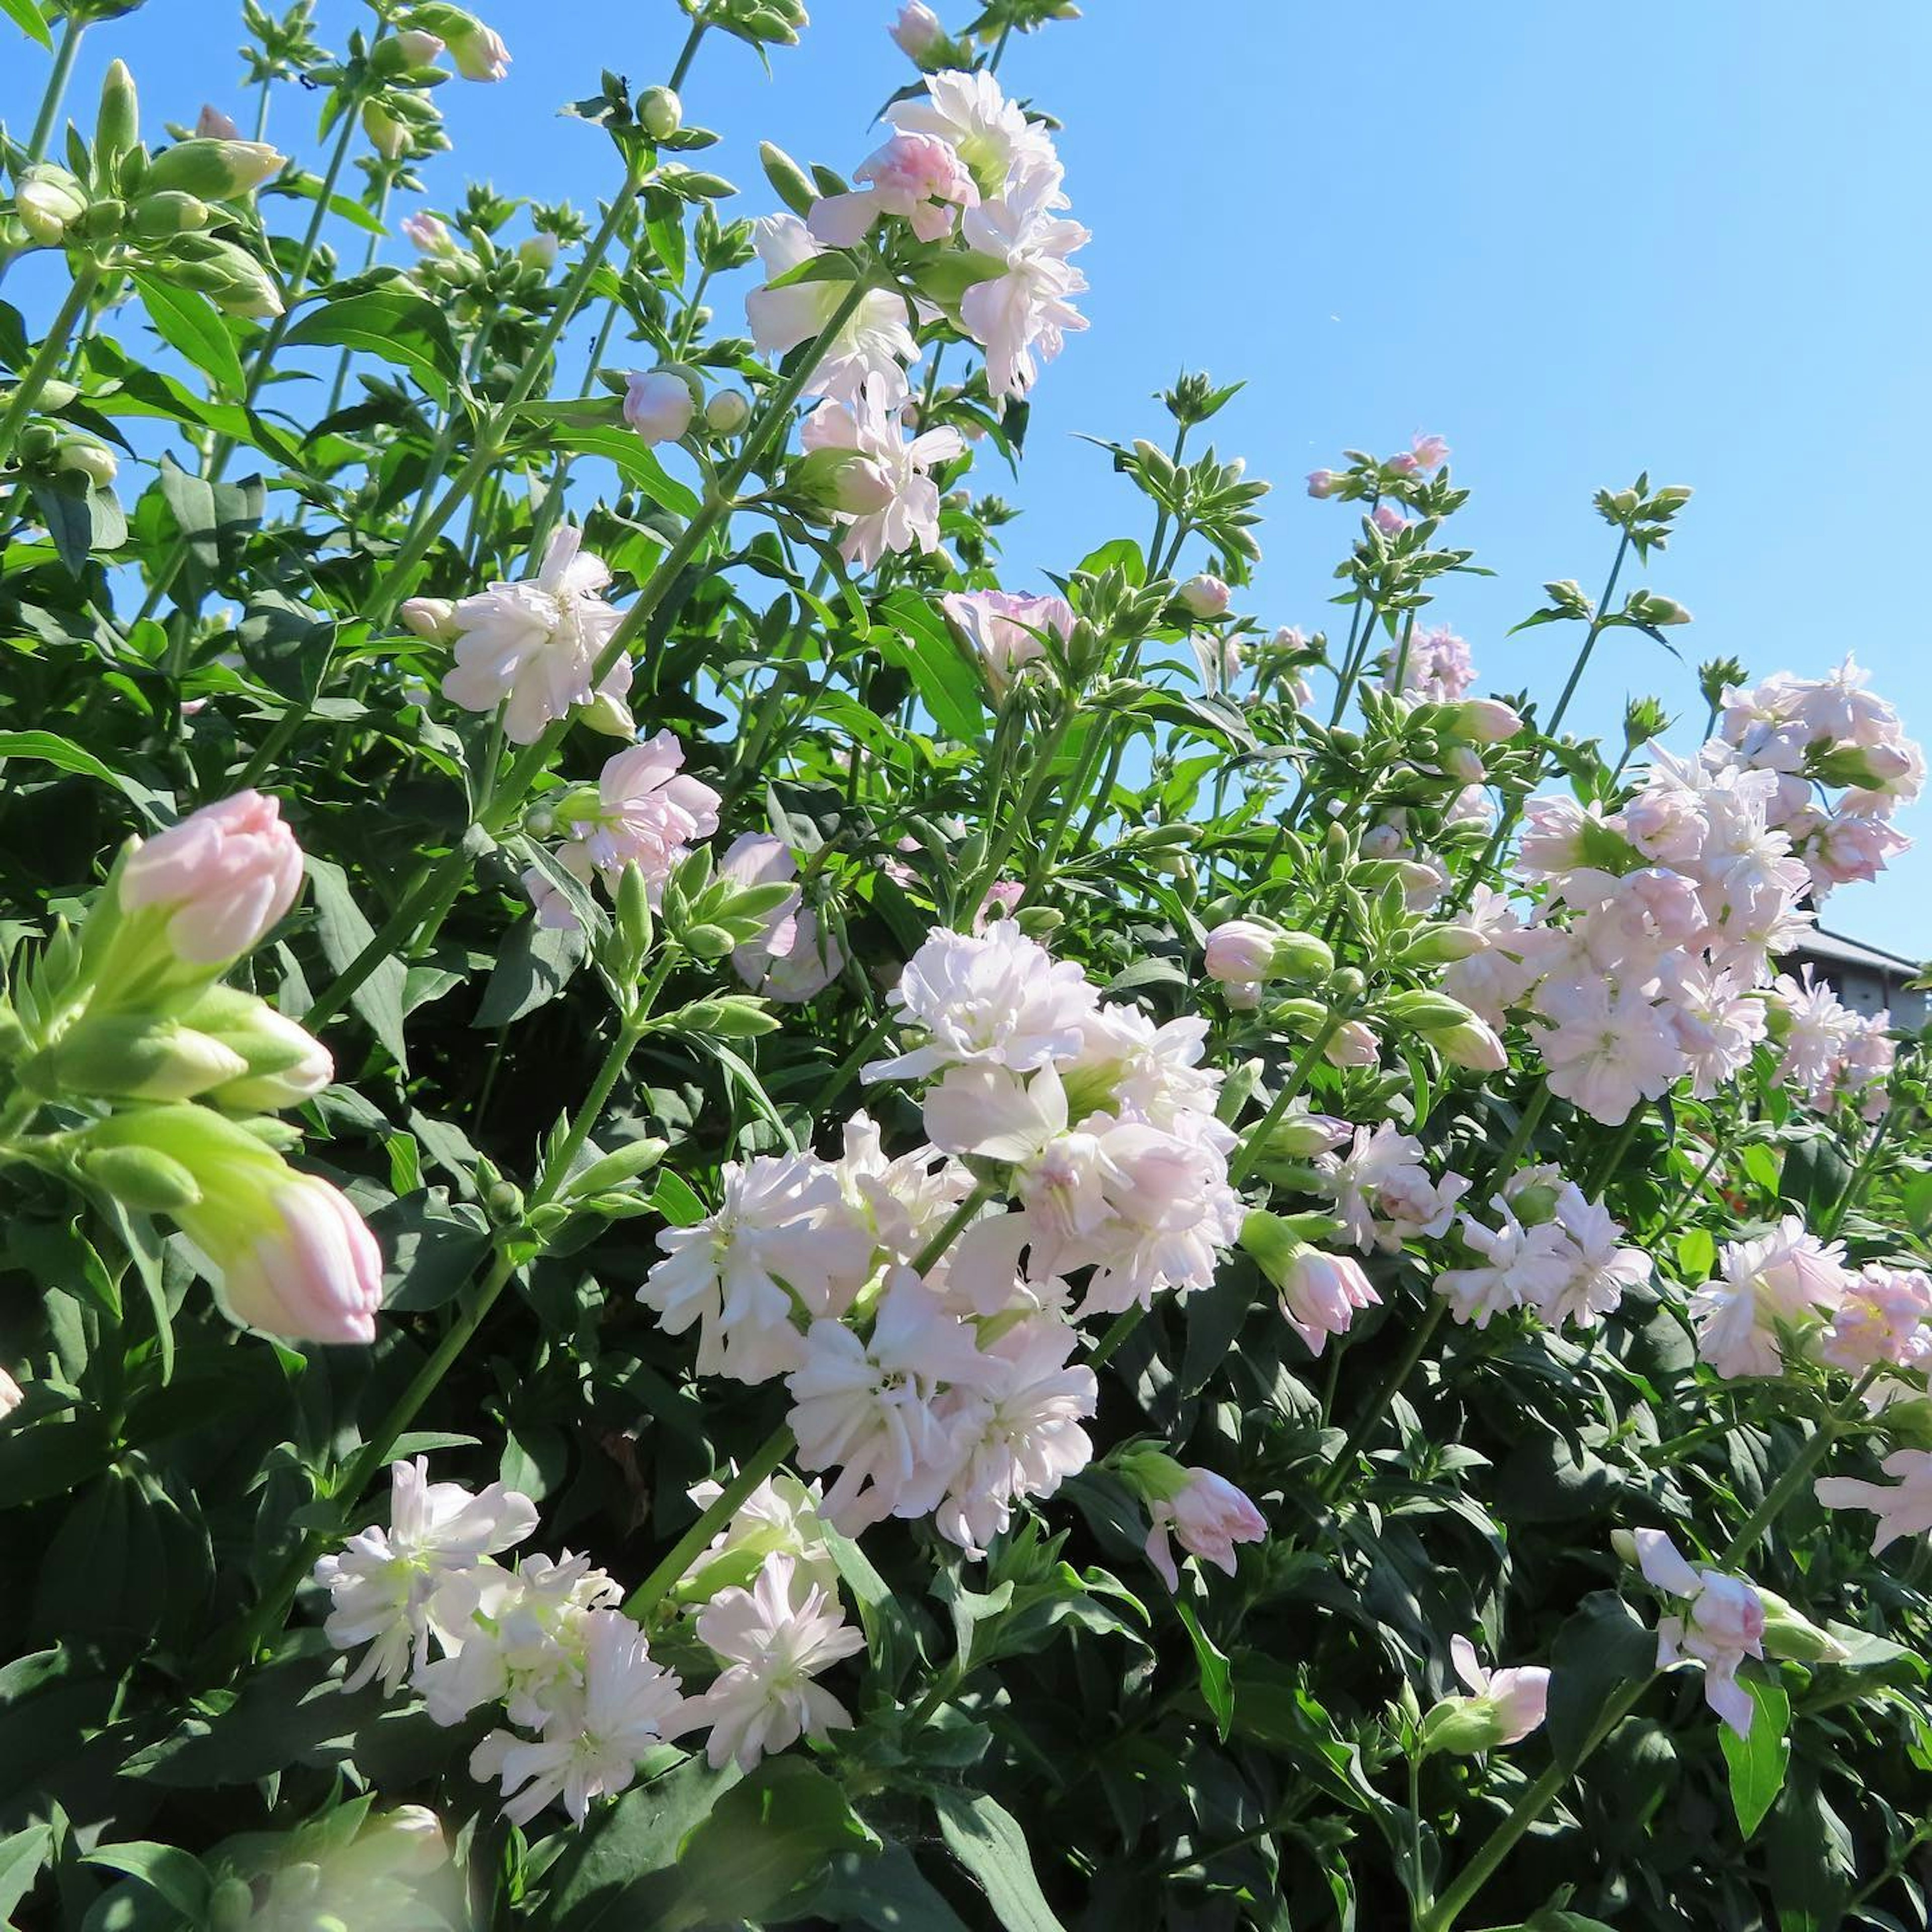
xmin=1306 ymin=468 xmax=1337 ymax=499
xmin=705 ymin=388 xmax=751 ymax=435
xmin=623 ymin=368 xmax=696 ymax=446
xmin=362 ymin=100 xmax=412 ymax=159
xmin=86 ymin=1105 xmax=382 ymax=1343
xmin=1755 ymin=1587 xmax=1848 ymax=1663
xmin=196 ymin=105 xmax=242 ymax=141
xmin=1324 ymin=1019 xmax=1381 ymax=1068
xmin=83 ymin=1144 xmax=205 ymax=1214
xmin=25 ymin=1013 xmax=250 ymax=1103
xmin=580 ymin=689 xmax=636 ymax=739
xmin=96 ymin=59 xmax=141 ymax=167
xmin=1387 ymin=989 xmax=1484 ymax=1034
xmin=394 ymin=27 xmax=448 ymax=64
xmin=1400 ymin=921 xmax=1487 ymax=965
xmin=1418 ymin=1695 xmax=1513 ymax=1755
xmin=145 ymin=137 xmax=287 ymax=200
xmin=1440 ymin=698 xmax=1524 ymax=745
xmin=131 ymin=189 xmax=212 ymax=238
xmin=401 ymin=210 xmax=453 ymax=253
xmin=209 ymin=1876 xmax=256 ymax=1932
xmin=399 ymin=596 xmax=457 ymax=641
xmin=16 ymin=167 xmax=88 ymax=246
xmin=1436 ymin=1013 xmax=1508 ymax=1072
xmin=639 ymin=86 xmax=682 ymax=140
xmin=1176 ymin=573 xmax=1231 ymax=620
xmin=183 ymin=987 xmax=333 ymax=1110
xmin=1203 ymin=918 xmax=1277 ymax=985
xmin=516 ymin=232 xmax=557 ymax=272
xmin=890 ymin=1 xmax=951 ymax=64
xmin=56 ymin=439 xmax=119 ymax=487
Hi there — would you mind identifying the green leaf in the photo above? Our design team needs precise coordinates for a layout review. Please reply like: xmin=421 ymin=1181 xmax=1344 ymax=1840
xmin=23 ymin=471 xmax=99 ymax=576
xmin=874 ymin=590 xmax=986 ymax=743
xmin=648 ymin=1171 xmax=708 ymax=1227
xmin=283 ymin=288 xmax=459 ymax=401
xmin=1173 ymin=1595 xmax=1233 ymax=1741
xmin=933 ymin=1790 xmax=1067 ymax=1932
xmin=82 ymin=1842 xmax=210 ymax=1923
xmin=1719 ymin=1674 xmax=1790 ymax=1839
xmin=0 ymin=1822 xmax=52 ymax=1923
xmin=131 ymin=276 xmax=247 ymax=397
xmin=551 ymin=424 xmax=702 ymax=519
xmin=667 ymin=1758 xmax=879 ymax=1925
xmin=0 ymin=729 xmax=169 ymax=823
xmin=0 ymin=0 xmax=51 ymax=49
xmin=811 ymin=1843 xmax=973 ymax=1931
xmin=302 ymin=856 xmax=411 ymax=1071
xmin=475 ymin=916 xmax=585 ymax=1027
xmin=1546 ymin=1590 xmax=1656 ymax=1768
xmin=537 ymin=1752 xmax=731 ymax=1929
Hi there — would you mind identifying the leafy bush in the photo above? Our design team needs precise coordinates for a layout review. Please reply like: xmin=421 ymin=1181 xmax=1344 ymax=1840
xmin=1 ymin=3 xmax=1929 ymax=1929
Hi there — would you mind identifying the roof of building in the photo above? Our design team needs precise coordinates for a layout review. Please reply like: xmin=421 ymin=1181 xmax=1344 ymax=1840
xmin=1786 ymin=926 xmax=1925 ymax=977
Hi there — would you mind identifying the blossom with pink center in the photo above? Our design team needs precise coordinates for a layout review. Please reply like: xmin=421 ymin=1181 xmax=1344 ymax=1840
xmin=548 ymin=733 xmax=721 ymax=909
xmin=402 ymin=211 xmax=453 ymax=253
xmin=939 ymin=588 xmax=1075 ymax=696
xmin=886 ymin=67 xmax=1060 ymax=199
xmin=1635 ymin=1528 xmax=1765 ymax=1736
xmin=1659 ymin=959 xmax=1766 ymax=1098
xmin=441 ymin=526 xmax=631 ymax=745
xmin=1320 ymin=1121 xmax=1469 ymax=1253
xmin=1820 ymin=1264 xmax=1932 ymax=1372
xmin=1445 ymin=1633 xmax=1548 ymax=1746
xmin=745 ymin=215 xmax=921 ymax=406
xmin=809 ymin=130 xmax=979 ymax=247
xmin=799 ymin=376 xmax=963 ymax=569
xmin=1386 ymin=624 xmax=1475 ymax=703
xmin=1273 ymin=1244 xmax=1380 ymax=1358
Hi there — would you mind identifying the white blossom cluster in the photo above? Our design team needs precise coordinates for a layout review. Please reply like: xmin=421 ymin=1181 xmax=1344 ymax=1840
xmin=1434 ymin=1164 xmax=1651 ymax=1332
xmin=313 ymin=1459 xmax=867 ymax=1824
xmin=1439 ymin=658 xmax=1920 ymax=1124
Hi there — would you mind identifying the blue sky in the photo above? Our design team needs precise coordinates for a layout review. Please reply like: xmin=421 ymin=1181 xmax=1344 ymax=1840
xmin=12 ymin=1 xmax=1932 ymax=956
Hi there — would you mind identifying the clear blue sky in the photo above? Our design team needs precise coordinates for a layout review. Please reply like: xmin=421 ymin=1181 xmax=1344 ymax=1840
xmin=13 ymin=2 xmax=1932 ymax=957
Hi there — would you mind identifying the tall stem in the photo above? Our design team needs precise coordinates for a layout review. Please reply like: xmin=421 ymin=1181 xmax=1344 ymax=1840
xmin=621 ymin=1425 xmax=795 ymax=1621
xmin=1819 ymin=1103 xmax=1896 ymax=1241
xmin=24 ymin=10 xmax=85 ymax=167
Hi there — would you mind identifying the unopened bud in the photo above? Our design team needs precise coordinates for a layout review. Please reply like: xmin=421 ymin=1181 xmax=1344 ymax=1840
xmin=580 ymin=690 xmax=635 ymax=740
xmin=16 ymin=167 xmax=88 ymax=246
xmin=96 ymin=60 xmax=141 ymax=167
xmin=57 ymin=440 xmax=119 ymax=487
xmin=1756 ymin=1587 xmax=1849 ymax=1663
xmin=146 ymin=138 xmax=286 ymax=200
xmin=1440 ymin=698 xmax=1524 ymax=745
xmin=131 ymin=189 xmax=212 ymax=238
xmin=27 ymin=1014 xmax=249 ymax=1103
xmin=83 ymin=1143 xmax=205 ymax=1214
xmin=639 ymin=86 xmax=682 ymax=140
xmin=399 ymin=596 xmax=457 ymax=641
xmin=705 ymin=388 xmax=751 ymax=435
xmin=623 ymin=368 xmax=696 ymax=446
xmin=1176 ymin=574 xmax=1231 ymax=620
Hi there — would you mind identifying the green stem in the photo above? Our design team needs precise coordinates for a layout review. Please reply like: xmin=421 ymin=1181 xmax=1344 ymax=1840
xmin=667 ymin=17 xmax=709 ymax=90
xmin=965 ymin=700 xmax=1078 ymax=912
xmin=1651 ymin=1120 xmax=1732 ymax=1244
xmin=1227 ymin=1010 xmax=1349 ymax=1188
xmin=1718 ymin=1366 xmax=1882 ymax=1569
xmin=24 ymin=10 xmax=85 ymax=166
xmin=621 ymin=1424 xmax=796 ymax=1621
xmin=1819 ymin=1103 xmax=1896 ymax=1241
xmin=0 ymin=263 xmax=100 ymax=471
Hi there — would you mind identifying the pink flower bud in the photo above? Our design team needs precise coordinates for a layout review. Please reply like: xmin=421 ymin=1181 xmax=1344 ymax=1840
xmin=1371 ymin=503 xmax=1407 ymax=537
xmin=117 ymin=791 xmax=303 ymax=969
xmin=1324 ymin=1019 xmax=1381 ymax=1068
xmin=623 ymin=369 xmax=696 ymax=447
xmin=395 ymin=28 xmax=447 ymax=63
xmin=196 ymin=105 xmax=240 ymax=140
xmin=1274 ymin=1244 xmax=1380 ymax=1357
xmin=446 ymin=18 xmax=510 ymax=81
xmin=1411 ymin=432 xmax=1450 ymax=469
xmin=1386 ymin=451 xmax=1419 ymax=476
xmin=889 ymin=1 xmax=949 ymax=61
xmin=399 ymin=596 xmax=458 ymax=641
xmin=1177 ymin=573 xmax=1231 ymax=620
xmin=1307 ymin=469 xmax=1337 ymax=499
xmin=1144 ymin=1467 xmax=1266 ymax=1590
xmin=1204 ymin=919 xmax=1277 ymax=984
xmin=1444 ymin=698 xmax=1524 ymax=744
xmin=401 ymin=210 xmax=453 ymax=253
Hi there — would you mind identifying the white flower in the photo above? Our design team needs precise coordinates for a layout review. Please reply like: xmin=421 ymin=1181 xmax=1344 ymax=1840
xmin=1320 ymin=1121 xmax=1468 ymax=1254
xmin=745 ymin=214 xmax=920 ymax=406
xmin=680 ymin=1470 xmax=841 ymax=1601
xmin=469 ymin=1609 xmax=681 ymax=1825
xmin=313 ymin=1458 xmax=537 ymax=1693
xmin=933 ymin=1316 xmax=1097 ymax=1556
xmin=640 ymin=1153 xmax=875 ymax=1384
xmin=786 ymin=1271 xmax=988 ymax=1533
xmin=799 ymin=376 xmax=963 ymax=569
xmin=1688 ymin=1216 xmax=1851 ymax=1379
xmin=831 ymin=1111 xmax=973 ymax=1265
xmin=1144 ymin=1467 xmax=1267 ymax=1591
xmin=866 ymin=922 xmax=1097 ymax=1084
xmin=1531 ymin=977 xmax=1687 ymax=1125
xmin=958 ymin=165 xmax=1090 ymax=399
xmin=549 ymin=733 xmax=721 ymax=904
xmin=681 ymin=1553 xmax=864 ymax=1772
xmin=1435 ymin=1208 xmax=1572 ymax=1329
xmin=1531 ymin=1185 xmax=1650 ymax=1331
xmin=938 ymin=588 xmax=1075 ymax=697
xmin=440 ymin=526 xmax=631 ymax=744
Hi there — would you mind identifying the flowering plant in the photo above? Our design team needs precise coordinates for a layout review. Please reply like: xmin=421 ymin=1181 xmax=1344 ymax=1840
xmin=1 ymin=3 xmax=1930 ymax=1928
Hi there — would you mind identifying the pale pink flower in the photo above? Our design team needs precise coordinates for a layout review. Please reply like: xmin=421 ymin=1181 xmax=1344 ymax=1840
xmin=1325 ymin=1019 xmax=1381 ymax=1067
xmin=1410 ymin=432 xmax=1451 ymax=470
xmin=552 ymin=733 xmax=722 ymax=904
xmin=1275 ymin=1245 xmax=1380 ymax=1358
xmin=1176 ymin=574 xmax=1231 ymax=620
xmin=809 ymin=130 xmax=978 ymax=247
xmin=1635 ymin=1528 xmax=1765 ymax=1737
xmin=441 ymin=526 xmax=631 ymax=745
xmin=681 ymin=1553 xmax=863 ymax=1770
xmin=1819 ymin=1265 xmax=1932 ymax=1372
xmin=1387 ymin=625 xmax=1475 ymax=703
xmin=1371 ymin=503 xmax=1406 ymax=537
xmin=1532 ymin=978 xmax=1686 ymax=1124
xmin=1320 ymin=1121 xmax=1468 ymax=1253
xmin=445 ymin=18 xmax=510 ymax=81
xmin=117 ymin=790 xmax=303 ymax=969
xmin=939 ymin=588 xmax=1074 ymax=696
xmin=1688 ymin=1216 xmax=1852 ymax=1379
xmin=886 ymin=67 xmax=1060 ymax=198
xmin=1660 ymin=959 xmax=1767 ymax=1097
xmin=745 ymin=215 xmax=920 ymax=405
xmin=889 ymin=1 xmax=949 ymax=62
xmin=401 ymin=211 xmax=453 ymax=253
xmin=1306 ymin=469 xmax=1337 ymax=498
xmin=799 ymin=376 xmax=963 ymax=569
xmin=1448 ymin=1634 xmax=1548 ymax=1744
xmin=622 ymin=369 xmax=695 ymax=445
xmin=718 ymin=833 xmax=844 ymax=1002
xmin=1145 ymin=1468 xmax=1266 ymax=1591
xmin=1204 ymin=919 xmax=1277 ymax=984
xmin=1436 ymin=1208 xmax=1572 ymax=1328
xmin=1816 ymin=1448 xmax=1932 ymax=1552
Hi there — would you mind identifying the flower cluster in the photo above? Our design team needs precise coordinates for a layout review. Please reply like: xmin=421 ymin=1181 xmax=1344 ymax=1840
xmin=1766 ymin=967 xmax=1896 ymax=1119
xmin=1436 ymin=1164 xmax=1651 ymax=1332
xmin=1441 ymin=661 xmax=1919 ymax=1124
xmin=1688 ymin=1216 xmax=1932 ymax=1383
xmin=315 ymin=1458 xmax=867 ymax=1822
